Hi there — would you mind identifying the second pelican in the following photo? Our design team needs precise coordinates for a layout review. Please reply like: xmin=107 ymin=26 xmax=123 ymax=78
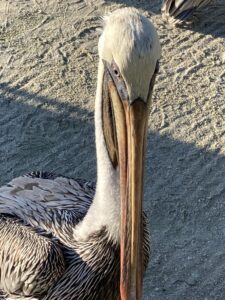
xmin=162 ymin=0 xmax=212 ymax=22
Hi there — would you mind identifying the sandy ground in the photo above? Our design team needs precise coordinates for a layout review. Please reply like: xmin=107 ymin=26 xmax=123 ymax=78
xmin=0 ymin=0 xmax=225 ymax=299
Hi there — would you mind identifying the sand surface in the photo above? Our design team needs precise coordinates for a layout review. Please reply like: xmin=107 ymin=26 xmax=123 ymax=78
xmin=0 ymin=0 xmax=225 ymax=299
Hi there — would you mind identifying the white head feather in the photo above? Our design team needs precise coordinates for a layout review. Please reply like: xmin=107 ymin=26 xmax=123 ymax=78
xmin=99 ymin=7 xmax=161 ymax=102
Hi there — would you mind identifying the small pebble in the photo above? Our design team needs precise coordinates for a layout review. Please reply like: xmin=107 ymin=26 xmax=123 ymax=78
xmin=220 ymin=52 xmax=225 ymax=63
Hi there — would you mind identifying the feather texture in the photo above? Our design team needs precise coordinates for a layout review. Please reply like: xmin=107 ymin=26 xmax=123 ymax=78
xmin=161 ymin=0 xmax=212 ymax=22
xmin=0 ymin=215 xmax=65 ymax=298
xmin=0 ymin=172 xmax=150 ymax=300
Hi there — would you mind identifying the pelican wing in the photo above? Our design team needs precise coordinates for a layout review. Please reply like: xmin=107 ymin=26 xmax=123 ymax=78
xmin=0 ymin=172 xmax=95 ymax=298
xmin=0 ymin=215 xmax=65 ymax=298
xmin=161 ymin=0 xmax=212 ymax=20
xmin=0 ymin=171 xmax=95 ymax=242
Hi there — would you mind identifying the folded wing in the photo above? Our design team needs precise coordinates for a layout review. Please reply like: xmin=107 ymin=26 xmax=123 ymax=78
xmin=161 ymin=0 xmax=212 ymax=21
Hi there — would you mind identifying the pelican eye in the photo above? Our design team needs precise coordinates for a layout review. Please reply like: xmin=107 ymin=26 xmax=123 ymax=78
xmin=114 ymin=69 xmax=119 ymax=76
xmin=103 ymin=59 xmax=128 ymax=102
xmin=112 ymin=62 xmax=120 ymax=77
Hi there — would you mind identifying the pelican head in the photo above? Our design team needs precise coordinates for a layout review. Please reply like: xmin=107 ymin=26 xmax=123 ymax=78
xmin=99 ymin=8 xmax=161 ymax=300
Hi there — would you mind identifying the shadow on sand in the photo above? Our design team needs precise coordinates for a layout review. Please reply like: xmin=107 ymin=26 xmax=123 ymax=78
xmin=0 ymin=82 xmax=96 ymax=184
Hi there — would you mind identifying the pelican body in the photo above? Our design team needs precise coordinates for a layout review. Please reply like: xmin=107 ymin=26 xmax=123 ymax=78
xmin=0 ymin=8 xmax=160 ymax=300
xmin=162 ymin=0 xmax=212 ymax=22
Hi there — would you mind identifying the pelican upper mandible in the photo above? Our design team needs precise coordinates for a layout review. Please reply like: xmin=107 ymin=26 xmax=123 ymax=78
xmin=161 ymin=0 xmax=212 ymax=22
xmin=0 ymin=7 xmax=161 ymax=300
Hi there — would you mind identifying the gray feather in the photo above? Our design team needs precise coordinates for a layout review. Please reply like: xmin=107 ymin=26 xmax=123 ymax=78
xmin=161 ymin=0 xmax=212 ymax=21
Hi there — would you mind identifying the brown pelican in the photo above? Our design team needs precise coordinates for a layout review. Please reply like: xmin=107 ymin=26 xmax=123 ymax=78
xmin=0 ymin=7 xmax=160 ymax=300
xmin=161 ymin=0 xmax=212 ymax=22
